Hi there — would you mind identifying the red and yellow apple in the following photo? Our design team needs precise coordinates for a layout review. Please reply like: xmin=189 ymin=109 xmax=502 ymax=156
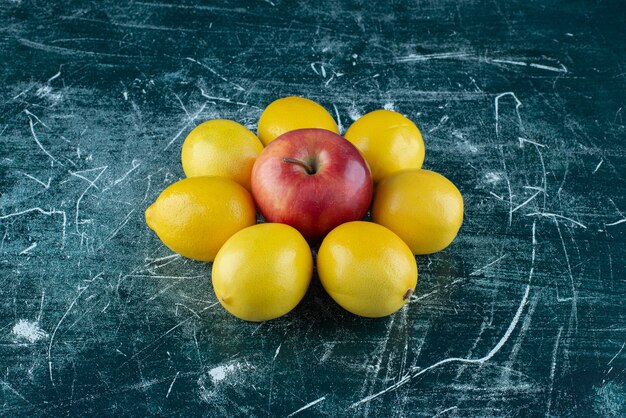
xmin=251 ymin=128 xmax=373 ymax=241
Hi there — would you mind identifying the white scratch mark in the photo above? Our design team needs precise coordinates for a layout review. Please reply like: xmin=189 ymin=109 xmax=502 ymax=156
xmin=122 ymin=304 xmax=216 ymax=366
xmin=605 ymin=218 xmax=626 ymax=227
xmin=396 ymin=53 xmax=568 ymax=74
xmin=185 ymin=57 xmax=245 ymax=91
xmin=534 ymin=142 xmax=548 ymax=210
xmin=396 ymin=52 xmax=470 ymax=62
xmin=37 ymin=290 xmax=45 ymax=322
xmin=502 ymin=292 xmax=539 ymax=381
xmin=529 ymin=63 xmax=568 ymax=73
xmin=163 ymin=102 xmax=208 ymax=151
xmin=147 ymin=258 xmax=181 ymax=273
xmin=491 ymin=59 xmax=527 ymax=67
xmin=0 ymin=378 xmax=35 ymax=408
xmin=286 ymin=396 xmax=327 ymax=417
xmin=174 ymin=303 xmax=201 ymax=318
xmin=12 ymin=319 xmax=48 ymax=343
xmin=608 ymin=340 xmax=626 ymax=365
xmin=97 ymin=209 xmax=135 ymax=250
xmin=412 ymin=289 xmax=439 ymax=302
xmin=126 ymin=274 xmax=205 ymax=280
xmin=48 ymin=275 xmax=100 ymax=385
xmin=47 ymin=70 xmax=62 ymax=83
xmin=495 ymin=92 xmax=522 ymax=135
xmin=432 ymin=406 xmax=458 ymax=417
xmin=592 ymin=159 xmax=603 ymax=174
xmin=21 ymin=172 xmax=51 ymax=189
xmin=70 ymin=166 xmax=106 ymax=189
xmin=12 ymin=84 xmax=35 ymax=100
xmin=615 ymin=107 xmax=623 ymax=124
xmin=500 ymin=147 xmax=514 ymax=226
xmin=428 ymin=115 xmax=449 ymax=133
xmin=524 ymin=186 xmax=544 ymax=192
xmin=273 ymin=344 xmax=281 ymax=361
xmin=172 ymin=92 xmax=191 ymax=120
xmin=489 ymin=191 xmax=505 ymax=201
xmin=112 ymin=159 xmax=141 ymax=186
xmin=526 ymin=212 xmax=587 ymax=229
xmin=518 ymin=136 xmax=546 ymax=148
xmin=145 ymin=253 xmax=181 ymax=264
xmin=470 ymin=77 xmax=483 ymax=92
xmin=0 ymin=207 xmax=67 ymax=244
xmin=24 ymin=110 xmax=63 ymax=167
xmin=71 ymin=166 xmax=108 ymax=235
xmin=166 ymin=371 xmax=179 ymax=398
xmin=332 ymin=104 xmax=343 ymax=134
xmin=546 ymin=327 xmax=563 ymax=417
xmin=199 ymin=89 xmax=252 ymax=107
xmin=19 ymin=242 xmax=37 ymax=255
xmin=511 ymin=191 xmax=542 ymax=214
xmin=469 ymin=254 xmax=508 ymax=276
xmin=142 ymin=174 xmax=152 ymax=203
xmin=553 ymin=220 xmax=578 ymax=331
xmin=411 ymin=278 xmax=464 ymax=302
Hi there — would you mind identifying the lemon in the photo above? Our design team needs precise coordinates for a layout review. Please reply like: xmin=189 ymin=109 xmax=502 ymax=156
xmin=372 ymin=169 xmax=463 ymax=255
xmin=257 ymin=96 xmax=339 ymax=146
xmin=145 ymin=177 xmax=256 ymax=262
xmin=344 ymin=109 xmax=425 ymax=183
xmin=317 ymin=221 xmax=417 ymax=318
xmin=212 ymin=223 xmax=313 ymax=321
xmin=181 ymin=119 xmax=264 ymax=191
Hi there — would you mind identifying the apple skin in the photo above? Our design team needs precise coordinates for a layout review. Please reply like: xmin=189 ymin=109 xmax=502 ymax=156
xmin=251 ymin=128 xmax=373 ymax=241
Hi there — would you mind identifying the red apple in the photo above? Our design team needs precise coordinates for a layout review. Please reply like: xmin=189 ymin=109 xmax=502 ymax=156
xmin=251 ymin=128 xmax=373 ymax=241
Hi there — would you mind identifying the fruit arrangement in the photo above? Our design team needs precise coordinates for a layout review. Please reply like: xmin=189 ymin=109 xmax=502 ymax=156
xmin=146 ymin=96 xmax=464 ymax=321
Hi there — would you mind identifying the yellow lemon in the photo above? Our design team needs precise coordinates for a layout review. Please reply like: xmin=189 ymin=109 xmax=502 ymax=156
xmin=181 ymin=119 xmax=264 ymax=191
xmin=212 ymin=223 xmax=313 ymax=321
xmin=257 ymin=96 xmax=339 ymax=146
xmin=317 ymin=221 xmax=417 ymax=318
xmin=372 ymin=169 xmax=463 ymax=255
xmin=344 ymin=109 xmax=425 ymax=183
xmin=145 ymin=177 xmax=256 ymax=262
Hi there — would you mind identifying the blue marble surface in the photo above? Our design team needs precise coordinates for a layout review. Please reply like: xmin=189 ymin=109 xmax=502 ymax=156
xmin=1 ymin=1 xmax=625 ymax=416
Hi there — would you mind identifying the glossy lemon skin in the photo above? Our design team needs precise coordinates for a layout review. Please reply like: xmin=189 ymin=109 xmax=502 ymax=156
xmin=145 ymin=177 xmax=256 ymax=262
xmin=317 ymin=221 xmax=418 ymax=318
xmin=181 ymin=119 xmax=264 ymax=192
xmin=344 ymin=109 xmax=425 ymax=183
xmin=372 ymin=169 xmax=464 ymax=255
xmin=212 ymin=223 xmax=313 ymax=322
xmin=257 ymin=96 xmax=339 ymax=146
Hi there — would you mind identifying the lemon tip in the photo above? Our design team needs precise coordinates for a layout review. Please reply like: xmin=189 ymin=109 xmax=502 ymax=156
xmin=145 ymin=204 xmax=155 ymax=229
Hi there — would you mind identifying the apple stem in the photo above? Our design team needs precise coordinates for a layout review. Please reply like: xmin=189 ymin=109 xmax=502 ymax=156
xmin=282 ymin=157 xmax=316 ymax=175
xmin=403 ymin=289 xmax=413 ymax=300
